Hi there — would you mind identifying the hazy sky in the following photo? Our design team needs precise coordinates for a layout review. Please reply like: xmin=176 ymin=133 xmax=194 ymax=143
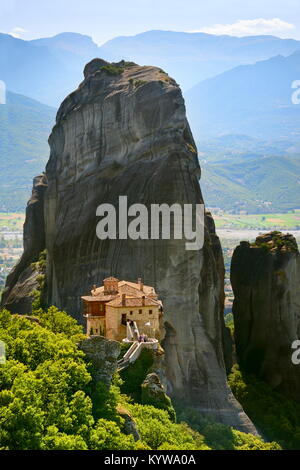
xmin=0 ymin=0 xmax=300 ymax=44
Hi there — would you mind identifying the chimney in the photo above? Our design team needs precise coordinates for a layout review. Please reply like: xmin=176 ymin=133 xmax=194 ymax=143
xmin=104 ymin=277 xmax=119 ymax=294
xmin=142 ymin=296 xmax=146 ymax=306
xmin=122 ymin=294 xmax=126 ymax=306
xmin=138 ymin=278 xmax=144 ymax=292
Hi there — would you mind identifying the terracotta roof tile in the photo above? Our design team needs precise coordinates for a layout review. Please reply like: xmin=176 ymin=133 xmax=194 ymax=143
xmin=106 ymin=295 xmax=160 ymax=307
xmin=91 ymin=279 xmax=158 ymax=298
xmin=82 ymin=294 xmax=117 ymax=302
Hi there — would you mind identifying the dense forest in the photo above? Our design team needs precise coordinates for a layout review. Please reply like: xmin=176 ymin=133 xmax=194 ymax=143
xmin=0 ymin=307 xmax=282 ymax=451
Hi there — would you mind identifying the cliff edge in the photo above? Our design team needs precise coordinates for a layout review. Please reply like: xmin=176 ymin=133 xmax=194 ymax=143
xmin=231 ymin=232 xmax=300 ymax=402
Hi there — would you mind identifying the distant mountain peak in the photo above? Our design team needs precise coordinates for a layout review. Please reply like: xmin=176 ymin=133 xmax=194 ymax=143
xmin=30 ymin=32 xmax=99 ymax=57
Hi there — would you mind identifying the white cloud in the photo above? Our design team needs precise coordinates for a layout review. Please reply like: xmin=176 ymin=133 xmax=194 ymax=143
xmin=0 ymin=26 xmax=28 ymax=39
xmin=190 ymin=18 xmax=295 ymax=37
xmin=8 ymin=27 xmax=28 ymax=38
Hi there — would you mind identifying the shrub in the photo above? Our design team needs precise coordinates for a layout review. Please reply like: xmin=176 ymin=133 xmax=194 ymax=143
xmin=120 ymin=349 xmax=153 ymax=402
xmin=101 ymin=65 xmax=124 ymax=76
xmin=228 ymin=365 xmax=300 ymax=449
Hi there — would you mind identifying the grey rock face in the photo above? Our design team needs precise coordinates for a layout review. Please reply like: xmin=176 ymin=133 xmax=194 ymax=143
xmin=83 ymin=58 xmax=109 ymax=78
xmin=117 ymin=407 xmax=141 ymax=442
xmin=231 ymin=232 xmax=300 ymax=402
xmin=3 ymin=59 xmax=256 ymax=432
xmin=142 ymin=372 xmax=176 ymax=421
xmin=79 ymin=335 xmax=120 ymax=387
xmin=1 ymin=174 xmax=47 ymax=313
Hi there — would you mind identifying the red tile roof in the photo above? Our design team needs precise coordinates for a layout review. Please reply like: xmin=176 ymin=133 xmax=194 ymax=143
xmin=106 ymin=296 xmax=160 ymax=307
xmin=81 ymin=279 xmax=162 ymax=310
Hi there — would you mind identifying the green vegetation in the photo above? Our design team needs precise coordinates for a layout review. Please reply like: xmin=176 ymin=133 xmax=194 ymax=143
xmin=141 ymin=377 xmax=176 ymax=422
xmin=225 ymin=313 xmax=234 ymax=332
xmin=127 ymin=405 xmax=209 ymax=450
xmin=0 ymin=308 xmax=139 ymax=450
xmin=122 ymin=61 xmax=137 ymax=68
xmin=134 ymin=80 xmax=147 ymax=88
xmin=229 ymin=366 xmax=300 ymax=450
xmin=175 ymin=405 xmax=280 ymax=450
xmin=201 ymin=155 xmax=300 ymax=214
xmin=120 ymin=349 xmax=154 ymax=402
xmin=214 ymin=210 xmax=300 ymax=230
xmin=0 ymin=92 xmax=56 ymax=212
xmin=31 ymin=250 xmax=47 ymax=311
xmin=101 ymin=65 xmax=124 ymax=76
xmin=120 ymin=350 xmax=176 ymax=421
xmin=128 ymin=77 xmax=148 ymax=88
xmin=30 ymin=249 xmax=47 ymax=273
xmin=118 ymin=341 xmax=131 ymax=360
xmin=252 ymin=232 xmax=298 ymax=253
xmin=0 ymin=308 xmax=280 ymax=450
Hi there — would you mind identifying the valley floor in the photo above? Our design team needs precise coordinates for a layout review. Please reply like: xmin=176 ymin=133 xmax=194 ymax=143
xmin=213 ymin=209 xmax=300 ymax=230
xmin=219 ymin=227 xmax=300 ymax=315
xmin=1 ymin=211 xmax=300 ymax=310
xmin=0 ymin=213 xmax=24 ymax=293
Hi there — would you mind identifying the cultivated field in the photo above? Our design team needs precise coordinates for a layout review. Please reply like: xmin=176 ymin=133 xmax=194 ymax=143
xmin=213 ymin=210 xmax=300 ymax=230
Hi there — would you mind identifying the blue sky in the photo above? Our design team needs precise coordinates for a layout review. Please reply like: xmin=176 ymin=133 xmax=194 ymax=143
xmin=0 ymin=0 xmax=300 ymax=44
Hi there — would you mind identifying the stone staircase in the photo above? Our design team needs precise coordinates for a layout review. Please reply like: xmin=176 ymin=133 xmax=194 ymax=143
xmin=117 ymin=338 xmax=159 ymax=372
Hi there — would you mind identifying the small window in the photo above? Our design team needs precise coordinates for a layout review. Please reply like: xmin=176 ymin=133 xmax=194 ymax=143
xmin=122 ymin=314 xmax=127 ymax=326
xmin=130 ymin=311 xmax=133 ymax=315
xmin=149 ymin=310 xmax=153 ymax=315
xmin=139 ymin=309 xmax=142 ymax=315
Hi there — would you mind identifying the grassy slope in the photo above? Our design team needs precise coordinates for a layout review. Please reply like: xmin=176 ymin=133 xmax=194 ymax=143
xmin=214 ymin=210 xmax=300 ymax=230
xmin=201 ymin=155 xmax=300 ymax=213
xmin=0 ymin=92 xmax=56 ymax=212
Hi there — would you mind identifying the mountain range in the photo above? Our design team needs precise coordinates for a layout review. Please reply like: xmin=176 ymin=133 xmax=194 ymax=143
xmin=0 ymin=91 xmax=55 ymax=211
xmin=0 ymin=32 xmax=99 ymax=106
xmin=1 ymin=30 xmax=300 ymax=213
xmin=98 ymin=30 xmax=300 ymax=90
xmin=186 ymin=51 xmax=300 ymax=141
xmin=1 ymin=30 xmax=300 ymax=106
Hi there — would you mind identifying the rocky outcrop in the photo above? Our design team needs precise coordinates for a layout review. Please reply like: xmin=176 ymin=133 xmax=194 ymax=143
xmin=1 ymin=174 xmax=47 ymax=313
xmin=3 ymin=59 xmax=256 ymax=432
xmin=141 ymin=372 xmax=176 ymax=421
xmin=79 ymin=335 xmax=120 ymax=387
xmin=117 ymin=406 xmax=141 ymax=442
xmin=231 ymin=232 xmax=300 ymax=401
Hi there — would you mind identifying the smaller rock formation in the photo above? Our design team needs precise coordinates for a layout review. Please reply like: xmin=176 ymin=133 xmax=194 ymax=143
xmin=83 ymin=58 xmax=109 ymax=78
xmin=79 ymin=335 xmax=120 ymax=387
xmin=141 ymin=372 xmax=176 ymax=421
xmin=231 ymin=232 xmax=300 ymax=401
xmin=1 ymin=174 xmax=47 ymax=314
xmin=117 ymin=405 xmax=141 ymax=441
